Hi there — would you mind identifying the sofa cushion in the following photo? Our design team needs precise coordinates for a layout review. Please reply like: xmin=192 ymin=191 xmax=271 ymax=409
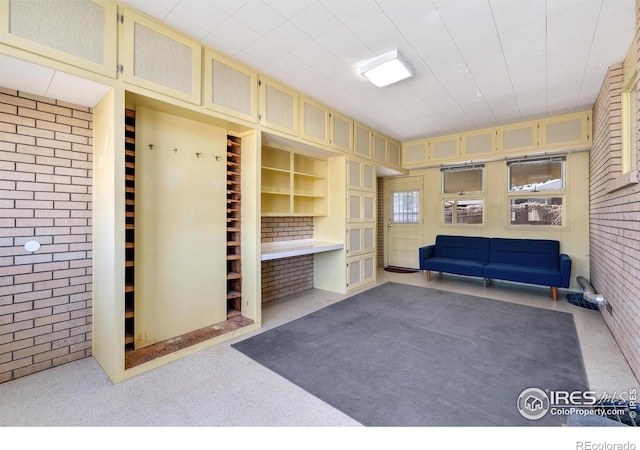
xmin=483 ymin=263 xmax=562 ymax=287
xmin=421 ymin=257 xmax=485 ymax=277
xmin=434 ymin=235 xmax=491 ymax=263
xmin=489 ymin=238 xmax=560 ymax=270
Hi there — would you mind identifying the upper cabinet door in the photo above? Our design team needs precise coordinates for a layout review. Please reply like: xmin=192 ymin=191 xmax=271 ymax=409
xmin=204 ymin=49 xmax=257 ymax=123
xmin=498 ymin=120 xmax=538 ymax=154
xmin=372 ymin=132 xmax=388 ymax=164
xmin=0 ymin=0 xmax=117 ymax=78
xmin=300 ymin=96 xmax=330 ymax=146
xmin=259 ymin=76 xmax=299 ymax=137
xmin=121 ymin=8 xmax=202 ymax=104
xmin=539 ymin=111 xmax=591 ymax=150
xmin=460 ymin=128 xmax=497 ymax=159
xmin=354 ymin=122 xmax=372 ymax=160
xmin=388 ymin=140 xmax=401 ymax=169
xmin=402 ymin=139 xmax=428 ymax=167
xmin=429 ymin=135 xmax=460 ymax=163
xmin=329 ymin=110 xmax=353 ymax=154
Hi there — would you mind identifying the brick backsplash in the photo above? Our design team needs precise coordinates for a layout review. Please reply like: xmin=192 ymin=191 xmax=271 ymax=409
xmin=261 ymin=217 xmax=314 ymax=303
xmin=0 ymin=88 xmax=92 ymax=384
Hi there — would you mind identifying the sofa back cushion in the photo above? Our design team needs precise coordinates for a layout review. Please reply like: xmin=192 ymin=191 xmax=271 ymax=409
xmin=434 ymin=235 xmax=491 ymax=263
xmin=489 ymin=238 xmax=560 ymax=269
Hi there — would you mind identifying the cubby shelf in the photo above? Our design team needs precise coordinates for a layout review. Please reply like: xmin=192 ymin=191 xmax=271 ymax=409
xmin=124 ymin=108 xmax=136 ymax=354
xmin=227 ymin=137 xmax=243 ymax=319
xmin=261 ymin=147 xmax=327 ymax=216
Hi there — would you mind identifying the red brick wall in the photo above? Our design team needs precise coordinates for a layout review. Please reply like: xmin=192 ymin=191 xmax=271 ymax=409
xmin=0 ymin=88 xmax=92 ymax=383
xmin=377 ymin=177 xmax=384 ymax=267
xmin=261 ymin=217 xmax=314 ymax=303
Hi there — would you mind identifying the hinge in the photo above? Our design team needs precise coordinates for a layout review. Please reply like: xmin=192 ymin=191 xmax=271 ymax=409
xmin=118 ymin=13 xmax=124 ymax=24
xmin=258 ymin=113 xmax=262 ymax=121
xmin=117 ymin=64 xmax=124 ymax=75
xmin=258 ymin=80 xmax=262 ymax=86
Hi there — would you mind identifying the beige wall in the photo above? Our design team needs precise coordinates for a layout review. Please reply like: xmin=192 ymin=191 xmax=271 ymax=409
xmin=133 ymin=106 xmax=228 ymax=347
xmin=403 ymin=151 xmax=590 ymax=291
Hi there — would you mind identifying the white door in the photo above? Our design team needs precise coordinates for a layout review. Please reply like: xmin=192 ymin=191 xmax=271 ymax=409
xmin=385 ymin=176 xmax=424 ymax=269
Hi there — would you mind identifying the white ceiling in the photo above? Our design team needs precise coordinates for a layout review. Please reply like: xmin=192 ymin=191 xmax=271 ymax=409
xmin=1 ymin=1 xmax=635 ymax=143
xmin=119 ymin=0 xmax=637 ymax=142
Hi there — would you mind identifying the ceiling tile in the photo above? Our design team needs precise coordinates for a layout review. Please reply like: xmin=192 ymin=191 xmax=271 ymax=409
xmin=231 ymin=0 xmax=287 ymax=36
xmin=0 ymin=54 xmax=54 ymax=97
xmin=46 ymin=71 xmax=111 ymax=108
xmin=289 ymin=2 xmax=343 ymax=39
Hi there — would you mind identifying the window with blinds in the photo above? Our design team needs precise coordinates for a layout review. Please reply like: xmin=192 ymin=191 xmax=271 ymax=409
xmin=508 ymin=157 xmax=565 ymax=192
xmin=441 ymin=165 xmax=484 ymax=194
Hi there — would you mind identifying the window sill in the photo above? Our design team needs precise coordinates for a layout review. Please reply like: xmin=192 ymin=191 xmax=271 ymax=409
xmin=607 ymin=170 xmax=640 ymax=194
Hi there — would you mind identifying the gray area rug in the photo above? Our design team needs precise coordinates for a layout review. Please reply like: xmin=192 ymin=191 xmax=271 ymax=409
xmin=232 ymin=282 xmax=589 ymax=426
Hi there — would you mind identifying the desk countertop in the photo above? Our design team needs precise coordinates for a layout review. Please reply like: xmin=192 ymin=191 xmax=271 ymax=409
xmin=260 ymin=239 xmax=344 ymax=261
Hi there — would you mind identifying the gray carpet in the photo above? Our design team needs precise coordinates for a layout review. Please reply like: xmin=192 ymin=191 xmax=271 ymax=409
xmin=232 ymin=282 xmax=589 ymax=426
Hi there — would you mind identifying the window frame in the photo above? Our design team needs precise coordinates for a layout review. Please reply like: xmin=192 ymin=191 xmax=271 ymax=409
xmin=441 ymin=164 xmax=485 ymax=226
xmin=390 ymin=189 xmax=420 ymax=225
xmin=506 ymin=157 xmax=566 ymax=228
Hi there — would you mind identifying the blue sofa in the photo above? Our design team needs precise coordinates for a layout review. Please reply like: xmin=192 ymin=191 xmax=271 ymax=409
xmin=418 ymin=235 xmax=571 ymax=300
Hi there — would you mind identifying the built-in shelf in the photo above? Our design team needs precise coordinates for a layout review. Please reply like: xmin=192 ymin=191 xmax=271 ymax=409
xmin=261 ymin=239 xmax=344 ymax=261
xmin=261 ymin=147 xmax=327 ymax=216
xmin=227 ymin=137 xmax=242 ymax=319
xmin=124 ymin=108 xmax=136 ymax=354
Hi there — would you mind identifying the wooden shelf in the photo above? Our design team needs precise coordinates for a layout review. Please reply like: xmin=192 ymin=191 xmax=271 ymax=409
xmin=124 ymin=108 xmax=136 ymax=353
xmin=226 ymin=135 xmax=242 ymax=319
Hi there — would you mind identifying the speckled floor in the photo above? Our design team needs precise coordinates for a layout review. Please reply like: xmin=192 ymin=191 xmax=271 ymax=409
xmin=0 ymin=269 xmax=637 ymax=427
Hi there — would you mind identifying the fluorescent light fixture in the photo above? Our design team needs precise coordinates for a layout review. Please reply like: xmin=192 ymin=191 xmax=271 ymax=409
xmin=360 ymin=50 xmax=413 ymax=87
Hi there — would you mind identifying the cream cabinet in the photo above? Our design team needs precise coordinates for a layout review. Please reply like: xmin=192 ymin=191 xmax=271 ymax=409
xmin=460 ymin=128 xmax=497 ymax=159
xmin=354 ymin=122 xmax=373 ymax=159
xmin=204 ymin=49 xmax=257 ymax=123
xmin=261 ymin=147 xmax=327 ymax=216
xmin=346 ymin=252 xmax=376 ymax=291
xmin=344 ymin=155 xmax=376 ymax=291
xmin=300 ymin=96 xmax=330 ymax=146
xmin=388 ymin=140 xmax=402 ymax=169
xmin=259 ymin=76 xmax=299 ymax=137
xmin=121 ymin=8 xmax=202 ymax=104
xmin=539 ymin=111 xmax=591 ymax=150
xmin=0 ymin=0 xmax=117 ymax=77
xmin=402 ymin=139 xmax=429 ymax=167
xmin=430 ymin=135 xmax=460 ymax=163
xmin=498 ymin=120 xmax=538 ymax=154
xmin=347 ymin=158 xmax=375 ymax=191
xmin=330 ymin=110 xmax=354 ymax=154
xmin=372 ymin=131 xmax=388 ymax=164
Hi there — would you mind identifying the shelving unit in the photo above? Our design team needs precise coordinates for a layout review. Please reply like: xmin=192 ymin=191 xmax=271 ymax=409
xmin=227 ymin=136 xmax=242 ymax=319
xmin=261 ymin=147 xmax=327 ymax=216
xmin=124 ymin=108 xmax=136 ymax=352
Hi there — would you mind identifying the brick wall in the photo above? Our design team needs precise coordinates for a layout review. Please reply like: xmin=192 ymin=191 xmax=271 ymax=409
xmin=0 ymin=88 xmax=92 ymax=383
xmin=261 ymin=217 xmax=314 ymax=303
xmin=590 ymin=55 xmax=640 ymax=379
xmin=377 ymin=177 xmax=384 ymax=267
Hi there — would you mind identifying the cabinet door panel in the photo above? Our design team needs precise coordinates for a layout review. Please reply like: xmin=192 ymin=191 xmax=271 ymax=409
xmin=259 ymin=77 xmax=298 ymax=136
xmin=204 ymin=50 xmax=257 ymax=122
xmin=122 ymin=9 xmax=201 ymax=104
xmin=539 ymin=112 xmax=591 ymax=150
xmin=0 ymin=0 xmax=117 ymax=77
xmin=330 ymin=111 xmax=353 ymax=154
xmin=354 ymin=122 xmax=372 ymax=159
xmin=300 ymin=96 xmax=329 ymax=145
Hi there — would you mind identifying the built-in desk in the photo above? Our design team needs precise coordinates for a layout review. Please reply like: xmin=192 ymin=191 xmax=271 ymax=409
xmin=261 ymin=239 xmax=344 ymax=261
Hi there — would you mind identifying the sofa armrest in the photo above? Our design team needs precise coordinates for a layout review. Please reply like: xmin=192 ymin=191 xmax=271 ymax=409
xmin=560 ymin=254 xmax=572 ymax=288
xmin=419 ymin=245 xmax=435 ymax=269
